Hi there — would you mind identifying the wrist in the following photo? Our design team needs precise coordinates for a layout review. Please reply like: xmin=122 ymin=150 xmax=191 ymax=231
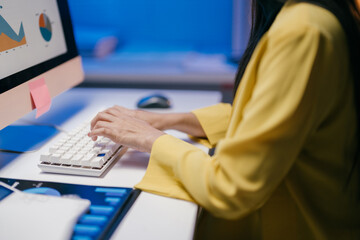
xmin=160 ymin=113 xmax=179 ymax=130
xmin=144 ymin=131 xmax=165 ymax=153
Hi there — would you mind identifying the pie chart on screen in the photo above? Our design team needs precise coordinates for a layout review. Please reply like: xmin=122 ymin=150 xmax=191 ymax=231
xmin=39 ymin=13 xmax=52 ymax=42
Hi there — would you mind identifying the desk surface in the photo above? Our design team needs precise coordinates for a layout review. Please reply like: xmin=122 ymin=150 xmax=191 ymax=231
xmin=0 ymin=87 xmax=222 ymax=240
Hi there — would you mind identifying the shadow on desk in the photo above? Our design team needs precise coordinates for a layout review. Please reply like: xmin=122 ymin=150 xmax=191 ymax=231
xmin=115 ymin=149 xmax=150 ymax=169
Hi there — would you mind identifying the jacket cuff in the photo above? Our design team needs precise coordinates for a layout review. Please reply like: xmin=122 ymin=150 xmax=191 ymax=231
xmin=191 ymin=103 xmax=232 ymax=147
xmin=135 ymin=134 xmax=196 ymax=202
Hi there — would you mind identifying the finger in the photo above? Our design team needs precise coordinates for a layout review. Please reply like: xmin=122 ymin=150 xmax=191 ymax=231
xmin=89 ymin=120 xmax=110 ymax=141
xmin=87 ymin=133 xmax=98 ymax=141
xmin=89 ymin=125 xmax=116 ymax=143
xmin=90 ymin=114 xmax=120 ymax=141
xmin=104 ymin=108 xmax=122 ymax=118
xmin=92 ymin=136 xmax=98 ymax=141
xmin=91 ymin=116 xmax=117 ymax=133
xmin=90 ymin=112 xmax=115 ymax=130
xmin=90 ymin=112 xmax=103 ymax=130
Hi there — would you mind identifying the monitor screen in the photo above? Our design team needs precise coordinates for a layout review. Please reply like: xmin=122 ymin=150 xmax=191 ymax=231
xmin=0 ymin=0 xmax=67 ymax=79
xmin=0 ymin=0 xmax=84 ymax=130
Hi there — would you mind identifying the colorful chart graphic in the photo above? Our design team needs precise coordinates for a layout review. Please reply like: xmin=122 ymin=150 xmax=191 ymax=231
xmin=39 ymin=13 xmax=52 ymax=42
xmin=0 ymin=15 xmax=27 ymax=52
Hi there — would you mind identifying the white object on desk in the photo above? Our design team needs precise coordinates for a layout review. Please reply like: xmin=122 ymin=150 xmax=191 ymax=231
xmin=0 ymin=182 xmax=90 ymax=240
xmin=38 ymin=122 xmax=126 ymax=177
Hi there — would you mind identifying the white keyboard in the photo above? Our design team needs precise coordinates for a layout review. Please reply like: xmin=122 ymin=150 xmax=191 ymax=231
xmin=38 ymin=122 xmax=125 ymax=177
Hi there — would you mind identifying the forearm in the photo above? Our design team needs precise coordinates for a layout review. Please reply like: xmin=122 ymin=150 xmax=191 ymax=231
xmin=134 ymin=110 xmax=206 ymax=138
xmin=163 ymin=112 xmax=206 ymax=138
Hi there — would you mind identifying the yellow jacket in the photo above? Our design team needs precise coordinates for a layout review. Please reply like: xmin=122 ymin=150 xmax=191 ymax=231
xmin=136 ymin=1 xmax=360 ymax=239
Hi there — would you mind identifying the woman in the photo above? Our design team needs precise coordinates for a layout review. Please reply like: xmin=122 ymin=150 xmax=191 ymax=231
xmin=89 ymin=0 xmax=360 ymax=238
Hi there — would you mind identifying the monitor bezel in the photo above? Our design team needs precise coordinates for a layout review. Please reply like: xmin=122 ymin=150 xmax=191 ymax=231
xmin=0 ymin=0 xmax=78 ymax=94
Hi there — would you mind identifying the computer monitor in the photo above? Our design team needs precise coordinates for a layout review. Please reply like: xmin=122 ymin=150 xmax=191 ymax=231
xmin=0 ymin=0 xmax=84 ymax=130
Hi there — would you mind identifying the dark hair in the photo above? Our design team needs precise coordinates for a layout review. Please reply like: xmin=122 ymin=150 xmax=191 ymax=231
xmin=234 ymin=0 xmax=360 ymax=187
xmin=233 ymin=0 xmax=283 ymax=93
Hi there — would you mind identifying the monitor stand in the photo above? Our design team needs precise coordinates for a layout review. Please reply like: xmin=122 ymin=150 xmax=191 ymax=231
xmin=0 ymin=125 xmax=58 ymax=153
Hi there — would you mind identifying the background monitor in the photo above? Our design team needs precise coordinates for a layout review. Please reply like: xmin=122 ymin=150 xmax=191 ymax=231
xmin=0 ymin=0 xmax=84 ymax=130
xmin=68 ymin=0 xmax=233 ymax=56
xmin=68 ymin=0 xmax=251 ymax=59
xmin=65 ymin=0 xmax=250 ymax=89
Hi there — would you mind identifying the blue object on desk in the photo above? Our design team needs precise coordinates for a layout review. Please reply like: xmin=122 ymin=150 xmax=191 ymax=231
xmin=0 ymin=178 xmax=141 ymax=240
xmin=137 ymin=94 xmax=171 ymax=109
xmin=0 ymin=185 xmax=12 ymax=201
xmin=0 ymin=125 xmax=58 ymax=153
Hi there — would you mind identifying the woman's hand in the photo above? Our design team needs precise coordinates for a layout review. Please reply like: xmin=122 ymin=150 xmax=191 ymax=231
xmin=102 ymin=105 xmax=206 ymax=137
xmin=95 ymin=105 xmax=169 ymax=130
xmin=88 ymin=108 xmax=165 ymax=153
xmin=88 ymin=105 xmax=206 ymax=152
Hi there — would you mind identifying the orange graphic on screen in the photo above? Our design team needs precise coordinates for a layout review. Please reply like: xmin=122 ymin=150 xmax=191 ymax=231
xmin=39 ymin=13 xmax=52 ymax=42
xmin=0 ymin=14 xmax=27 ymax=52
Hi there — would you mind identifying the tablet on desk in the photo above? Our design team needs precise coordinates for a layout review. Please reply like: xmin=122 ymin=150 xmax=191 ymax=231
xmin=0 ymin=178 xmax=140 ymax=240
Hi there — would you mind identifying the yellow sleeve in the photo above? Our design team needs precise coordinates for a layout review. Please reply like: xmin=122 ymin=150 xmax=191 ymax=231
xmin=136 ymin=23 xmax=338 ymax=219
xmin=190 ymin=103 xmax=232 ymax=148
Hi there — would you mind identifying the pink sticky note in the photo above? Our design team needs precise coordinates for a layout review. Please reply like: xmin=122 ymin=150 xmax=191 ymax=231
xmin=28 ymin=78 xmax=51 ymax=118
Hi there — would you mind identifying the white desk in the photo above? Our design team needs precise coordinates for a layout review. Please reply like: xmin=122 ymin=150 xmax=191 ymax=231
xmin=0 ymin=87 xmax=222 ymax=240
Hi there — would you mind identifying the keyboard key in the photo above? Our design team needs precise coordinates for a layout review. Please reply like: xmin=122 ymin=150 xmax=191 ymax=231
xmin=59 ymin=146 xmax=69 ymax=151
xmin=101 ymin=149 xmax=111 ymax=157
xmin=40 ymin=152 xmax=51 ymax=163
xmin=55 ymin=150 xmax=65 ymax=155
xmin=60 ymin=153 xmax=73 ymax=164
xmin=90 ymin=157 xmax=105 ymax=168
xmin=91 ymin=147 xmax=102 ymax=154
xmin=68 ymin=139 xmax=78 ymax=144
xmin=80 ymin=154 xmax=94 ymax=167
xmin=49 ymin=146 xmax=58 ymax=153
xmin=71 ymin=155 xmax=83 ymax=165
xmin=79 ymin=150 xmax=89 ymax=155
xmin=64 ymin=143 xmax=73 ymax=148
xmin=50 ymin=153 xmax=61 ymax=164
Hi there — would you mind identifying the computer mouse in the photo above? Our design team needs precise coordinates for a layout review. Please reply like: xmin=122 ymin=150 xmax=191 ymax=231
xmin=137 ymin=94 xmax=171 ymax=109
